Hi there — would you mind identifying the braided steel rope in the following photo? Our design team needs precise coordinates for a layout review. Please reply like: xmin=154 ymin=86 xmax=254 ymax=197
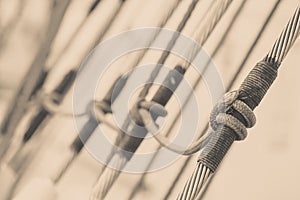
xmin=265 ymin=7 xmax=300 ymax=65
xmin=182 ymin=0 xmax=233 ymax=69
xmin=177 ymin=164 xmax=211 ymax=200
xmin=177 ymin=6 xmax=300 ymax=200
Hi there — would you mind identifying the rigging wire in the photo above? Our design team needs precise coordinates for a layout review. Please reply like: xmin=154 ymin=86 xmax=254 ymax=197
xmin=3 ymin=2 xmax=186 ymax=197
xmin=177 ymin=6 xmax=300 ymax=200
xmin=0 ymin=0 xmax=127 ymax=198
xmin=127 ymin=1 xmax=247 ymax=199
xmin=0 ymin=0 xmax=72 ymax=162
xmin=1 ymin=0 xmax=127 ymax=171
xmin=0 ymin=0 xmax=28 ymax=54
xmin=51 ymin=0 xmax=182 ymax=185
xmin=164 ymin=0 xmax=282 ymax=198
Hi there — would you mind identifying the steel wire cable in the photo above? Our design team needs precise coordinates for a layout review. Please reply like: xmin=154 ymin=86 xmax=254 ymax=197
xmin=163 ymin=0 xmax=282 ymax=198
xmin=177 ymin=6 xmax=300 ymax=200
xmin=5 ymin=2 xmax=186 ymax=198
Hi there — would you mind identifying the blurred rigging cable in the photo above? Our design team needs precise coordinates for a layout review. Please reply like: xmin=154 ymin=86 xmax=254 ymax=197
xmin=50 ymin=0 xmax=181 ymax=184
xmin=30 ymin=0 xmax=103 ymax=99
xmin=92 ymin=0 xmax=203 ymax=185
xmin=4 ymin=0 xmax=182 ymax=197
xmin=52 ymin=75 xmax=129 ymax=183
xmin=0 ymin=0 xmax=127 ymax=198
xmin=90 ymin=0 xmax=233 ymax=199
xmin=127 ymin=1 xmax=247 ymax=198
xmin=0 ymin=71 xmax=76 ymax=200
xmin=0 ymin=0 xmax=27 ymax=54
xmin=46 ymin=0 xmax=109 ymax=75
xmin=0 ymin=0 xmax=72 ymax=162
xmin=177 ymin=6 xmax=300 ymax=200
xmin=0 ymin=0 xmax=127 ymax=164
xmin=90 ymin=0 xmax=204 ymax=197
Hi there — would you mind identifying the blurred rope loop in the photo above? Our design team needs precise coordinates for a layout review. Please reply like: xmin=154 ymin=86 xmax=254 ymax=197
xmin=137 ymin=99 xmax=168 ymax=129
xmin=35 ymin=90 xmax=84 ymax=117
xmin=138 ymin=99 xmax=211 ymax=156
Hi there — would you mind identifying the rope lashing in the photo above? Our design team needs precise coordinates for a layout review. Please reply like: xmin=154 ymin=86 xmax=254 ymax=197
xmin=116 ymin=65 xmax=186 ymax=156
xmin=23 ymin=70 xmax=76 ymax=141
xmin=109 ymin=0 xmax=232 ymax=157
xmin=177 ymin=7 xmax=300 ymax=200
xmin=134 ymin=100 xmax=168 ymax=134
xmin=22 ymin=70 xmax=77 ymax=142
xmin=90 ymin=65 xmax=186 ymax=199
xmin=53 ymin=75 xmax=129 ymax=183
xmin=199 ymin=60 xmax=279 ymax=173
xmin=70 ymin=100 xmax=116 ymax=154
xmin=52 ymin=100 xmax=116 ymax=183
xmin=0 ymin=0 xmax=71 ymax=136
xmin=141 ymin=90 xmax=256 ymax=156
xmin=71 ymin=74 xmax=129 ymax=154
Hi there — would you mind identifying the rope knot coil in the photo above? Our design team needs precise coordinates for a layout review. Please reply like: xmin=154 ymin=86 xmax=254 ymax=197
xmin=209 ymin=90 xmax=256 ymax=141
xmin=130 ymin=99 xmax=167 ymax=128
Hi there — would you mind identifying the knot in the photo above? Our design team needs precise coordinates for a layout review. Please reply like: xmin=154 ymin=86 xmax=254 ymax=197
xmin=210 ymin=91 xmax=256 ymax=140
xmin=39 ymin=91 xmax=63 ymax=114
xmin=130 ymin=99 xmax=167 ymax=129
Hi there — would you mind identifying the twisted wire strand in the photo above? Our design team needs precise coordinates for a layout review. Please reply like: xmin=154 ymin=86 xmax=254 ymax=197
xmin=91 ymin=1 xmax=234 ymax=199
xmin=0 ymin=0 xmax=72 ymax=162
xmin=177 ymin=163 xmax=211 ymax=200
xmin=48 ymin=0 xmax=108 ymax=70
xmin=177 ymin=6 xmax=300 ymax=200
xmin=138 ymin=0 xmax=201 ymax=99
xmin=129 ymin=0 xmax=226 ymax=158
xmin=183 ymin=0 xmax=233 ymax=69
xmin=90 ymin=153 xmax=127 ymax=200
xmin=90 ymin=0 xmax=201 ymax=197
xmin=265 ymin=7 xmax=300 ymax=65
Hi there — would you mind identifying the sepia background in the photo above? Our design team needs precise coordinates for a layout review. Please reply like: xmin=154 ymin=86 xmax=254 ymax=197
xmin=0 ymin=0 xmax=299 ymax=199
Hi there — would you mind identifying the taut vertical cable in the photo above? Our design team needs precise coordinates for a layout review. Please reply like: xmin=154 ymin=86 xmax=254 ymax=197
xmin=177 ymin=6 xmax=300 ymax=200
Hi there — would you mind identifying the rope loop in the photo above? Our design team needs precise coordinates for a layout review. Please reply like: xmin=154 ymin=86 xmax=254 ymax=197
xmin=209 ymin=90 xmax=256 ymax=141
xmin=130 ymin=99 xmax=167 ymax=128
xmin=138 ymin=99 xmax=211 ymax=155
